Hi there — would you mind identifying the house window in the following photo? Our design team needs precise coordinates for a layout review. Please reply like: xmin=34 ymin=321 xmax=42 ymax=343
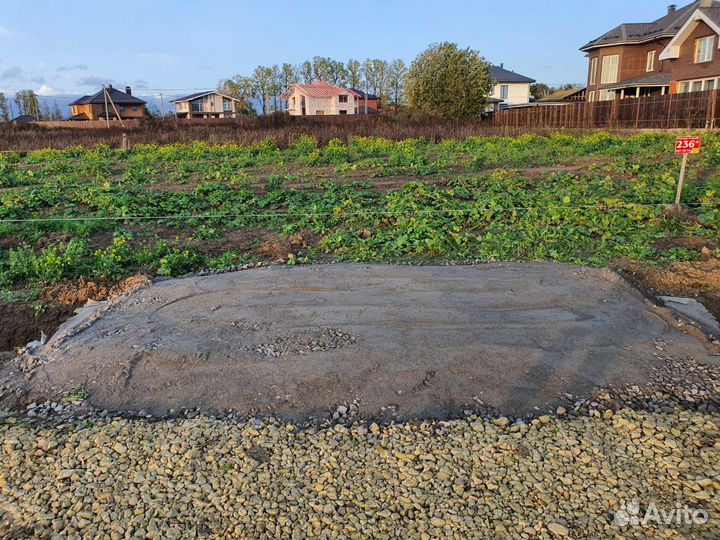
xmin=695 ymin=36 xmax=715 ymax=63
xmin=678 ymin=81 xmax=690 ymax=93
xmin=707 ymin=79 xmax=716 ymax=91
xmin=599 ymin=89 xmax=616 ymax=101
xmin=500 ymin=85 xmax=509 ymax=100
xmin=589 ymin=57 xmax=598 ymax=85
xmin=692 ymin=80 xmax=703 ymax=93
xmin=223 ymin=99 xmax=232 ymax=111
xmin=339 ymin=110 xmax=347 ymax=114
xmin=119 ymin=105 xmax=126 ymax=112
xmin=339 ymin=95 xmax=348 ymax=103
xmin=646 ymin=50 xmax=656 ymax=72
xmin=600 ymin=55 xmax=619 ymax=84
xmin=131 ymin=106 xmax=138 ymax=112
xmin=588 ymin=90 xmax=596 ymax=102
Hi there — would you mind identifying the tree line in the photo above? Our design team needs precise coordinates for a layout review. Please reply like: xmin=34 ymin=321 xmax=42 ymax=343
xmin=0 ymin=90 xmax=64 ymax=122
xmin=217 ymin=57 xmax=408 ymax=115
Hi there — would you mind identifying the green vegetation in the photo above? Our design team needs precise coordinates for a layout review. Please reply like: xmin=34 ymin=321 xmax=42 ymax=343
xmin=405 ymin=42 xmax=494 ymax=119
xmin=0 ymin=132 xmax=718 ymax=295
xmin=65 ymin=385 xmax=90 ymax=403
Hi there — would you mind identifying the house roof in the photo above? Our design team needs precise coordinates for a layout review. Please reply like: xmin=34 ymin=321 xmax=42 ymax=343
xmin=171 ymin=90 xmax=237 ymax=102
xmin=348 ymin=88 xmax=379 ymax=100
xmin=604 ymin=73 xmax=672 ymax=90
xmin=491 ymin=66 xmax=535 ymax=84
xmin=661 ymin=5 xmax=720 ymax=59
xmin=11 ymin=114 xmax=37 ymax=123
xmin=281 ymin=81 xmax=350 ymax=99
xmin=538 ymin=87 xmax=587 ymax=102
xmin=580 ymin=1 xmax=720 ymax=51
xmin=69 ymin=86 xmax=146 ymax=106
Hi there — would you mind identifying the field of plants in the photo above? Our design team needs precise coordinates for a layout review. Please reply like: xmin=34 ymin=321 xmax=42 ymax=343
xmin=1 ymin=131 xmax=719 ymax=350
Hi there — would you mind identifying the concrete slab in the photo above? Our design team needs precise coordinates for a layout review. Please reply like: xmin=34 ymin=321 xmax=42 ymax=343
xmin=11 ymin=263 xmax=717 ymax=420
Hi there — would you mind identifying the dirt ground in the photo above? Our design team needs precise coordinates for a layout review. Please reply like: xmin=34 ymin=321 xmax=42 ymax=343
xmin=621 ymin=259 xmax=720 ymax=321
xmin=4 ymin=263 xmax=718 ymax=421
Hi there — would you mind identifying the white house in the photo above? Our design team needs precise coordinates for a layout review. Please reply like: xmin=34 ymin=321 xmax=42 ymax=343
xmin=490 ymin=65 xmax=536 ymax=107
xmin=281 ymin=81 xmax=356 ymax=115
xmin=173 ymin=91 xmax=240 ymax=119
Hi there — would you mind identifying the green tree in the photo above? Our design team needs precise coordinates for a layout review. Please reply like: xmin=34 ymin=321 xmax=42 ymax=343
xmin=530 ymin=83 xmax=551 ymax=99
xmin=299 ymin=61 xmax=313 ymax=84
xmin=347 ymin=59 xmax=362 ymax=88
xmin=0 ymin=93 xmax=10 ymax=122
xmin=14 ymin=90 xmax=40 ymax=119
xmin=387 ymin=59 xmax=407 ymax=107
xmin=363 ymin=59 xmax=389 ymax=104
xmin=405 ymin=42 xmax=493 ymax=119
xmin=217 ymin=76 xmax=257 ymax=115
xmin=252 ymin=65 xmax=276 ymax=115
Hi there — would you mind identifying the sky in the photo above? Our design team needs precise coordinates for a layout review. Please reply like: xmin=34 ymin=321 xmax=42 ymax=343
xmin=0 ymin=0 xmax=687 ymax=100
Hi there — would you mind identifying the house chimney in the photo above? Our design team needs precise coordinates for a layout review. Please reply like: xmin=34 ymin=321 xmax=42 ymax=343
xmin=699 ymin=0 xmax=712 ymax=7
xmin=500 ymin=63 xmax=504 ymax=69
xmin=125 ymin=86 xmax=132 ymax=96
xmin=667 ymin=4 xmax=676 ymax=13
xmin=108 ymin=84 xmax=113 ymax=89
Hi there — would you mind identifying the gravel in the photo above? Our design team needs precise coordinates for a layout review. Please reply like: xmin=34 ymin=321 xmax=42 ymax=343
xmin=1 ymin=409 xmax=718 ymax=539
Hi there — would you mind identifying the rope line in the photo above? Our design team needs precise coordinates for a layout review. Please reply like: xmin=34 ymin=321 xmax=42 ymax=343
xmin=0 ymin=202 xmax=699 ymax=224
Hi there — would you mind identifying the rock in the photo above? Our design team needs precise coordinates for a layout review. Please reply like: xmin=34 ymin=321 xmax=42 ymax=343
xmin=547 ymin=522 xmax=569 ymax=537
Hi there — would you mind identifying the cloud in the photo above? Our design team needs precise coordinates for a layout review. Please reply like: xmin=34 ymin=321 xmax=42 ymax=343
xmin=133 ymin=78 xmax=149 ymax=89
xmin=31 ymin=76 xmax=46 ymax=84
xmin=56 ymin=64 xmax=88 ymax=72
xmin=36 ymin=84 xmax=56 ymax=96
xmin=0 ymin=65 xmax=22 ymax=81
xmin=0 ymin=25 xmax=24 ymax=39
xmin=136 ymin=52 xmax=178 ymax=64
xmin=77 ymin=76 xmax=115 ymax=87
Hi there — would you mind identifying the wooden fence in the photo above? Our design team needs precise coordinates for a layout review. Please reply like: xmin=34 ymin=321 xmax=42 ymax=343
xmin=492 ymin=90 xmax=720 ymax=129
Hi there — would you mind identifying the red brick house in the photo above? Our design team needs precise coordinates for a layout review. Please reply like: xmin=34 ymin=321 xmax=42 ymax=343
xmin=581 ymin=1 xmax=720 ymax=101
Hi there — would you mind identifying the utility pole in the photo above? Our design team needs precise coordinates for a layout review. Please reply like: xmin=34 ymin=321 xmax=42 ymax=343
xmin=103 ymin=85 xmax=110 ymax=128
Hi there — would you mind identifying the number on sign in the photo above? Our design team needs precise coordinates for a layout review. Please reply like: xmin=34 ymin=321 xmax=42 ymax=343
xmin=675 ymin=136 xmax=702 ymax=155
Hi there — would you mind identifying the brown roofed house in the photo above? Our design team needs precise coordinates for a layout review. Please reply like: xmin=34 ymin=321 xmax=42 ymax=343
xmin=69 ymin=85 xmax=147 ymax=121
xmin=581 ymin=1 xmax=720 ymax=101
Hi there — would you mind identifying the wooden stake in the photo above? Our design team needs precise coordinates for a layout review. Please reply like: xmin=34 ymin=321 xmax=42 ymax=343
xmin=675 ymin=152 xmax=689 ymax=208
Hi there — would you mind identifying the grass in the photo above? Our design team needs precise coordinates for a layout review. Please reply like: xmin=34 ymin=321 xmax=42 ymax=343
xmin=0 ymin=132 xmax=717 ymax=295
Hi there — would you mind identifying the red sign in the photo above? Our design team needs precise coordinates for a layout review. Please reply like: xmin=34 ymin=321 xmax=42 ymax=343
xmin=675 ymin=136 xmax=702 ymax=155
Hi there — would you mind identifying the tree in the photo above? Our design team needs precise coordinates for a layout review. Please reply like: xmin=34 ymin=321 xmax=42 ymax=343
xmin=41 ymin=102 xmax=51 ymax=121
xmin=299 ymin=61 xmax=313 ymax=84
xmin=347 ymin=59 xmax=362 ymax=88
xmin=387 ymin=59 xmax=407 ymax=107
xmin=363 ymin=59 xmax=389 ymax=104
xmin=405 ymin=42 xmax=493 ymax=119
xmin=51 ymin=102 xmax=64 ymax=121
xmin=0 ymin=93 xmax=10 ymax=122
xmin=278 ymin=63 xmax=298 ymax=91
xmin=14 ymin=90 xmax=40 ymax=119
xmin=252 ymin=65 xmax=276 ymax=115
xmin=217 ymin=76 xmax=257 ymax=115
xmin=530 ymin=83 xmax=551 ymax=99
